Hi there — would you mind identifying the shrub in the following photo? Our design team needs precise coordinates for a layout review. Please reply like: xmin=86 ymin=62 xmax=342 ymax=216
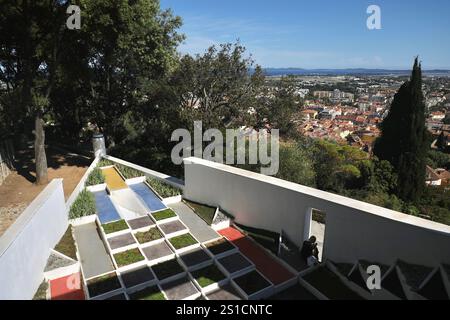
xmin=97 ymin=158 xmax=114 ymax=167
xmin=85 ymin=167 xmax=105 ymax=186
xmin=116 ymin=164 xmax=143 ymax=179
xmin=146 ymin=177 xmax=181 ymax=198
xmin=69 ymin=189 xmax=96 ymax=219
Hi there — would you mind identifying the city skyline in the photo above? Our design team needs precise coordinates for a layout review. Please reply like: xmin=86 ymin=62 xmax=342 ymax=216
xmin=160 ymin=0 xmax=450 ymax=69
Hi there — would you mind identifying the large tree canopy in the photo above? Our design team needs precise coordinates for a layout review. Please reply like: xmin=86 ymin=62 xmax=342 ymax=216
xmin=374 ymin=58 xmax=428 ymax=201
xmin=0 ymin=0 xmax=183 ymax=183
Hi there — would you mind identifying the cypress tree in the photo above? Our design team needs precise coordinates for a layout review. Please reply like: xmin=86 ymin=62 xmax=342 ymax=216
xmin=373 ymin=58 xmax=428 ymax=202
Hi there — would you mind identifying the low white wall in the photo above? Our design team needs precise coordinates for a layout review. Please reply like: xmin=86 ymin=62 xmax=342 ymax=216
xmin=0 ymin=179 xmax=68 ymax=299
xmin=183 ymin=157 xmax=450 ymax=267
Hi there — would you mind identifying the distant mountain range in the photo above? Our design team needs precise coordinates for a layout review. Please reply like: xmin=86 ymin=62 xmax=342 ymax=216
xmin=262 ymin=68 xmax=450 ymax=76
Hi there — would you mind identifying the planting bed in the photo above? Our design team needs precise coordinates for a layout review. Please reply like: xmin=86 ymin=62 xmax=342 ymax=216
xmin=397 ymin=260 xmax=434 ymax=290
xmin=102 ymin=220 xmax=129 ymax=235
xmin=135 ymin=227 xmax=163 ymax=244
xmin=120 ymin=266 xmax=155 ymax=289
xmin=158 ymin=220 xmax=187 ymax=236
xmin=217 ymin=252 xmax=253 ymax=276
xmin=151 ymin=259 xmax=185 ymax=281
xmin=191 ymin=264 xmax=227 ymax=288
xmin=204 ymin=238 xmax=236 ymax=257
xmin=179 ymin=248 xmax=212 ymax=269
xmin=161 ymin=276 xmax=200 ymax=300
xmin=206 ymin=284 xmax=243 ymax=300
xmin=141 ymin=241 xmax=174 ymax=263
xmin=169 ymin=233 xmax=198 ymax=250
xmin=107 ymin=233 xmax=136 ymax=250
xmin=105 ymin=293 xmax=127 ymax=300
xmin=113 ymin=248 xmax=145 ymax=268
xmin=381 ymin=268 xmax=407 ymax=299
xmin=417 ymin=270 xmax=449 ymax=300
xmin=127 ymin=215 xmax=155 ymax=230
xmin=54 ymin=226 xmax=77 ymax=260
xmin=87 ymin=273 xmax=122 ymax=298
xmin=183 ymin=200 xmax=216 ymax=225
xmin=233 ymin=270 xmax=272 ymax=298
xmin=151 ymin=208 xmax=177 ymax=221
xmin=303 ymin=266 xmax=364 ymax=300
xmin=129 ymin=285 xmax=166 ymax=300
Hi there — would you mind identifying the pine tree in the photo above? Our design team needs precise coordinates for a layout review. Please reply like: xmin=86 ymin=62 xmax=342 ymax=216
xmin=373 ymin=58 xmax=428 ymax=202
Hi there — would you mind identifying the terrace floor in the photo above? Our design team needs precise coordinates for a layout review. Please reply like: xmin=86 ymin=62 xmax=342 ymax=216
xmin=69 ymin=162 xmax=303 ymax=300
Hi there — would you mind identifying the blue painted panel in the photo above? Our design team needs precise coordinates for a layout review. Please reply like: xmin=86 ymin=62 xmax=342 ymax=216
xmin=92 ymin=190 xmax=121 ymax=224
xmin=129 ymin=183 xmax=167 ymax=212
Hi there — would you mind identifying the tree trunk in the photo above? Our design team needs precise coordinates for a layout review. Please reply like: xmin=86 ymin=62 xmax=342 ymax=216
xmin=35 ymin=111 xmax=48 ymax=185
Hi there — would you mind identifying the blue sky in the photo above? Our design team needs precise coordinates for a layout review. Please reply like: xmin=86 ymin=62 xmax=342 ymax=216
xmin=160 ymin=0 xmax=450 ymax=69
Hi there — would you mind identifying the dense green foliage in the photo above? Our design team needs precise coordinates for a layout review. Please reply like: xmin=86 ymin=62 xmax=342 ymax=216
xmin=146 ymin=177 xmax=181 ymax=198
xmin=427 ymin=150 xmax=450 ymax=169
xmin=115 ymin=164 xmax=143 ymax=179
xmin=97 ymin=159 xmax=114 ymax=167
xmin=374 ymin=59 xmax=428 ymax=202
xmin=69 ymin=189 xmax=96 ymax=219
xmin=85 ymin=167 xmax=105 ymax=186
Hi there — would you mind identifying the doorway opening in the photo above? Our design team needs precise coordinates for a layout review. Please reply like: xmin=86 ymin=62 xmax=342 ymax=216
xmin=304 ymin=208 xmax=326 ymax=262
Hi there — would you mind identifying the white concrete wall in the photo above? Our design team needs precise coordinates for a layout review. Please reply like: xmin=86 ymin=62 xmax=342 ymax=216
xmin=183 ymin=157 xmax=450 ymax=267
xmin=0 ymin=179 xmax=68 ymax=299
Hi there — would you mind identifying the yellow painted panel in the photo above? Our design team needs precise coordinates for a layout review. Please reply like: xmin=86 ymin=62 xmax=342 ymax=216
xmin=102 ymin=167 xmax=127 ymax=191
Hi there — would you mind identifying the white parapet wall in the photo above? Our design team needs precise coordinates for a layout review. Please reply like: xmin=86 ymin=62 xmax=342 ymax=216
xmin=183 ymin=157 xmax=450 ymax=267
xmin=0 ymin=179 xmax=68 ymax=300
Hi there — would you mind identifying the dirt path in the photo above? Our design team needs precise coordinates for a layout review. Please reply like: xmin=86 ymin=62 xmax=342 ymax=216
xmin=0 ymin=147 xmax=92 ymax=237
